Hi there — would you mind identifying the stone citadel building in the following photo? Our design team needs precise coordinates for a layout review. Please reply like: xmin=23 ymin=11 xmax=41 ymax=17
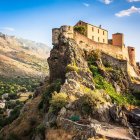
xmin=52 ymin=20 xmax=140 ymax=78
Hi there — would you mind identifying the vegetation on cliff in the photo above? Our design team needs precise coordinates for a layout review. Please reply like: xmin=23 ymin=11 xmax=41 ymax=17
xmin=74 ymin=26 xmax=86 ymax=35
xmin=1 ymin=35 xmax=140 ymax=140
xmin=88 ymin=50 xmax=139 ymax=106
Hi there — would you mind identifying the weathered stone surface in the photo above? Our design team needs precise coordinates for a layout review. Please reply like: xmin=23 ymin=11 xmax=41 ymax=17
xmin=57 ymin=117 xmax=96 ymax=140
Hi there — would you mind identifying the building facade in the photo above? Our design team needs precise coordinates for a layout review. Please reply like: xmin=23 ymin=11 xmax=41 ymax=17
xmin=75 ymin=20 xmax=108 ymax=44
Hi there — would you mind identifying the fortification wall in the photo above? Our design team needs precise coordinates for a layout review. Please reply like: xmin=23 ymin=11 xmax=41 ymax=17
xmin=74 ymin=32 xmax=129 ymax=61
xmin=52 ymin=26 xmax=73 ymax=46
xmin=52 ymin=26 xmax=139 ymax=78
xmin=101 ymin=53 xmax=139 ymax=78
xmin=101 ymin=53 xmax=128 ymax=72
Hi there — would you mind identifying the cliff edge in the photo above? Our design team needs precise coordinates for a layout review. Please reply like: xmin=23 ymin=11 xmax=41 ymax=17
xmin=0 ymin=27 xmax=140 ymax=140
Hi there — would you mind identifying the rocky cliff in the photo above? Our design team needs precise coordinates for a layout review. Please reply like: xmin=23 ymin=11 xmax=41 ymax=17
xmin=0 ymin=31 xmax=140 ymax=140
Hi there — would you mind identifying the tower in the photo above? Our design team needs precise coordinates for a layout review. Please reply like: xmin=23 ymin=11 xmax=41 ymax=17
xmin=128 ymin=47 xmax=136 ymax=66
xmin=112 ymin=33 xmax=124 ymax=47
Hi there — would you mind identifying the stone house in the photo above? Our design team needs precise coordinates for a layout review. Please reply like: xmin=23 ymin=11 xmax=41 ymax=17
xmin=75 ymin=20 xmax=108 ymax=44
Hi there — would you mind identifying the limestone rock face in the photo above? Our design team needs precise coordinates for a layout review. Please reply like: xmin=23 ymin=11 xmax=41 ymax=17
xmin=48 ymin=36 xmax=88 ymax=82
xmin=47 ymin=34 xmax=113 ymax=125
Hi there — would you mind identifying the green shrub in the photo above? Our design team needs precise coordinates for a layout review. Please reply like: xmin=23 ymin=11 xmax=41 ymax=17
xmin=79 ymin=88 xmax=106 ymax=115
xmin=49 ymin=92 xmax=68 ymax=113
xmin=74 ymin=26 xmax=86 ymax=35
xmin=66 ymin=64 xmax=79 ymax=73
xmin=87 ymin=50 xmax=101 ymax=64
xmin=28 ymin=94 xmax=32 ymax=99
xmin=87 ymin=58 xmax=138 ymax=105
xmin=103 ymin=61 xmax=111 ymax=67
xmin=0 ymin=134 xmax=3 ymax=140
xmin=0 ymin=116 xmax=5 ymax=128
xmin=69 ymin=115 xmax=80 ymax=122
xmin=88 ymin=65 xmax=99 ymax=76
xmin=5 ymin=105 xmax=22 ymax=125
xmin=91 ymin=73 xmax=138 ymax=105
xmin=7 ymin=133 xmax=20 ymax=140
xmin=132 ymin=91 xmax=140 ymax=100
xmin=39 ymin=79 xmax=62 ymax=111
xmin=8 ymin=93 xmax=18 ymax=99
xmin=36 ymin=123 xmax=46 ymax=135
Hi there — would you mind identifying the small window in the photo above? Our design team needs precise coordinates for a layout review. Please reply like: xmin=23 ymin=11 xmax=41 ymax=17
xmin=98 ymin=29 xmax=99 ymax=33
xmin=103 ymin=39 xmax=105 ymax=43
xmin=98 ymin=37 xmax=100 ymax=42
xmin=92 ymin=36 xmax=94 ymax=41
xmin=92 ymin=27 xmax=94 ymax=32
xmin=103 ymin=31 xmax=104 ymax=35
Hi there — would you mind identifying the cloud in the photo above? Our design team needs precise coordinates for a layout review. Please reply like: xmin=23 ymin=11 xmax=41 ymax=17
xmin=101 ymin=0 xmax=113 ymax=4
xmin=83 ymin=3 xmax=90 ymax=7
xmin=115 ymin=6 xmax=140 ymax=17
xmin=128 ymin=0 xmax=140 ymax=2
xmin=0 ymin=27 xmax=15 ymax=32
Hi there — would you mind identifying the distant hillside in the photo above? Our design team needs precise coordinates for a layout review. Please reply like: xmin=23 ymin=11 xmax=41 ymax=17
xmin=0 ymin=32 xmax=50 ymax=78
xmin=16 ymin=37 xmax=49 ymax=59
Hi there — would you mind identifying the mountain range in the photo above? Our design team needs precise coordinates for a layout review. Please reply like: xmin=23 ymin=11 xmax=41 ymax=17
xmin=0 ymin=32 xmax=50 ymax=78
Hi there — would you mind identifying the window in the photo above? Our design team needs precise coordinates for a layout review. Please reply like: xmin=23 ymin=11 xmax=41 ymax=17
xmin=103 ymin=39 xmax=105 ymax=43
xmin=92 ymin=36 xmax=94 ymax=41
xmin=103 ymin=31 xmax=104 ymax=35
xmin=98 ymin=37 xmax=100 ymax=42
xmin=98 ymin=29 xmax=99 ymax=33
xmin=92 ymin=27 xmax=94 ymax=32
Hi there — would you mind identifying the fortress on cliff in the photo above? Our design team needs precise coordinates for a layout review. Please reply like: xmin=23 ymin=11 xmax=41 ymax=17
xmin=52 ymin=20 xmax=140 ymax=78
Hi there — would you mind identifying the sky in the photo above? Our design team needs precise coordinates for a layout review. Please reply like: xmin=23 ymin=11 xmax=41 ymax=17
xmin=0 ymin=0 xmax=140 ymax=60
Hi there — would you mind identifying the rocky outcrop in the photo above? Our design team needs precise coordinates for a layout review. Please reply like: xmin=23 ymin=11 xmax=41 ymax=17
xmin=42 ymin=34 xmax=115 ymax=139
xmin=48 ymin=36 xmax=88 ymax=82
xmin=1 ymin=28 xmax=140 ymax=140
xmin=46 ymin=31 xmax=140 ymax=139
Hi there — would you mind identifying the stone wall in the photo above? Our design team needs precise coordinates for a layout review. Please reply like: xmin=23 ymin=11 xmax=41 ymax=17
xmin=128 ymin=47 xmax=136 ymax=66
xmin=73 ymin=32 xmax=129 ymax=61
xmin=52 ymin=25 xmax=139 ymax=78
xmin=101 ymin=53 xmax=128 ymax=72
xmin=101 ymin=53 xmax=139 ymax=78
xmin=52 ymin=26 xmax=73 ymax=46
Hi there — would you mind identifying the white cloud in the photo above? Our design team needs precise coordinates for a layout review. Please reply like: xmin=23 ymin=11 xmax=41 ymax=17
xmin=128 ymin=0 xmax=140 ymax=2
xmin=101 ymin=0 xmax=113 ymax=4
xmin=0 ymin=27 xmax=15 ymax=32
xmin=83 ymin=3 xmax=90 ymax=7
xmin=115 ymin=6 xmax=140 ymax=17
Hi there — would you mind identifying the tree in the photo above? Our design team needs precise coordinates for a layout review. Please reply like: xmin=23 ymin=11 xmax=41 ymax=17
xmin=74 ymin=26 xmax=86 ymax=35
